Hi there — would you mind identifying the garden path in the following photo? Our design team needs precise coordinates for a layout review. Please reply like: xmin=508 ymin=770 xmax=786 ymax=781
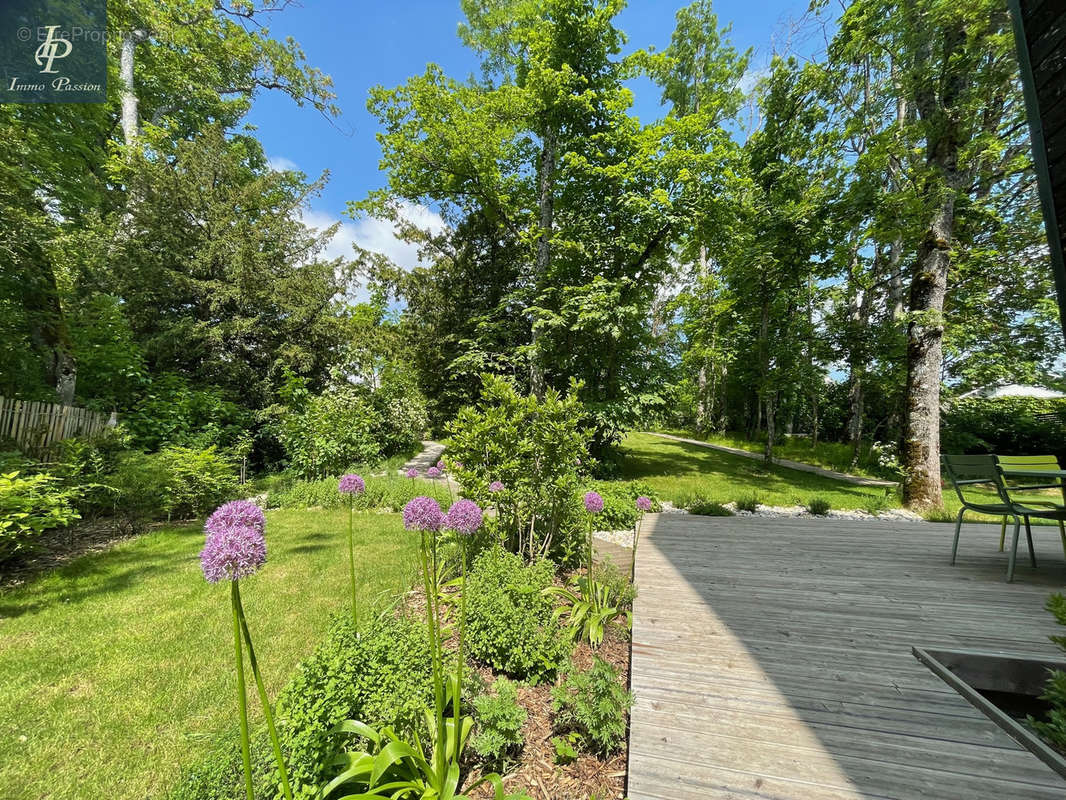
xmin=646 ymin=432 xmax=897 ymax=487
xmin=626 ymin=512 xmax=1066 ymax=799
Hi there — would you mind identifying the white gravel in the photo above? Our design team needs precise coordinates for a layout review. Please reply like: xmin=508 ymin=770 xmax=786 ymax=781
xmin=723 ymin=502 xmax=925 ymax=522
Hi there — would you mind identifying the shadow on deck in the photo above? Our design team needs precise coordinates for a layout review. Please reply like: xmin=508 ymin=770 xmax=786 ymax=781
xmin=626 ymin=513 xmax=1066 ymax=799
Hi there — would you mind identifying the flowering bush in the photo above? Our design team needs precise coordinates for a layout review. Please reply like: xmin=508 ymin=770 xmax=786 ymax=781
xmin=447 ymin=375 xmax=590 ymax=561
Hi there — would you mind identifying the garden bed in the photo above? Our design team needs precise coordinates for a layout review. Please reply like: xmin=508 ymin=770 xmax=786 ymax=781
xmin=400 ymin=563 xmax=632 ymax=800
xmin=465 ymin=630 xmax=630 ymax=800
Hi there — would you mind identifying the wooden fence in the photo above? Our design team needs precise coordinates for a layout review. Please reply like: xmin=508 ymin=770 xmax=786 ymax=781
xmin=0 ymin=397 xmax=114 ymax=457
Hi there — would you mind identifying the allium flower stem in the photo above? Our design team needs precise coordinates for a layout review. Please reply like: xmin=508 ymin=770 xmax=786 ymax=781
xmin=235 ymin=584 xmax=293 ymax=800
xmin=454 ymin=537 xmax=466 ymax=756
xmin=347 ymin=498 xmax=358 ymax=629
xmin=587 ymin=515 xmax=595 ymax=594
xmin=231 ymin=582 xmax=254 ymax=800
xmin=418 ymin=533 xmax=446 ymax=781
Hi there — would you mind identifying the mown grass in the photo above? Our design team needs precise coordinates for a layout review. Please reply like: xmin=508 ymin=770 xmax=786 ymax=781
xmin=624 ymin=432 xmax=1061 ymax=526
xmin=619 ymin=432 xmax=896 ymax=511
xmin=0 ymin=509 xmax=418 ymax=800
xmin=659 ymin=428 xmax=891 ymax=480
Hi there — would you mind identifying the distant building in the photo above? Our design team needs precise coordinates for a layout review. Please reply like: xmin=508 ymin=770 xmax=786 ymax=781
xmin=958 ymin=384 xmax=1066 ymax=400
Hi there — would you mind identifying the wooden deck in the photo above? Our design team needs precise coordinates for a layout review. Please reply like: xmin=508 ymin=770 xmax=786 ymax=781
xmin=627 ymin=513 xmax=1066 ymax=799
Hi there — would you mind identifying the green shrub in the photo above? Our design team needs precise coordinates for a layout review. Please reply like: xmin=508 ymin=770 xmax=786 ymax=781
xmin=0 ymin=471 xmax=80 ymax=563
xmin=276 ymin=614 xmax=433 ymax=798
xmin=735 ymin=494 xmax=760 ymax=513
xmin=807 ymin=497 xmax=831 ymax=516
xmin=587 ymin=480 xmax=659 ymax=530
xmin=369 ymin=368 xmax=429 ymax=457
xmin=48 ymin=429 xmax=129 ymax=516
xmin=107 ymin=451 xmax=173 ymax=529
xmin=471 ymin=677 xmax=527 ymax=768
xmin=942 ymin=397 xmax=1066 ymax=464
xmin=447 ymin=375 xmax=590 ymax=560
xmin=465 ymin=546 xmax=569 ymax=682
xmin=1030 ymin=594 xmax=1066 ymax=750
xmin=275 ymin=371 xmax=427 ymax=480
xmin=277 ymin=383 xmax=380 ymax=480
xmin=106 ymin=447 xmax=237 ymax=527
xmin=685 ymin=495 xmax=733 ymax=516
xmin=158 ymin=446 xmax=239 ymax=519
xmin=272 ymin=475 xmax=450 ymax=512
xmin=125 ymin=372 xmax=252 ymax=453
xmin=551 ymin=657 xmax=631 ymax=756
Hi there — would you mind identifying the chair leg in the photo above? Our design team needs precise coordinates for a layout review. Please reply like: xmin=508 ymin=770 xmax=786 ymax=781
xmin=999 ymin=516 xmax=1007 ymax=552
xmin=1024 ymin=517 xmax=1037 ymax=568
xmin=1007 ymin=517 xmax=1021 ymax=582
xmin=951 ymin=507 xmax=965 ymax=565
xmin=1058 ymin=520 xmax=1066 ymax=561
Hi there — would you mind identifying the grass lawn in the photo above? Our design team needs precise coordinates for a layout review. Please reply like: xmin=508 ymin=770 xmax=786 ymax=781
xmin=620 ymin=432 xmax=895 ymax=511
xmin=0 ymin=509 xmax=418 ymax=800
xmin=659 ymin=428 xmax=889 ymax=480
xmin=622 ymin=432 xmax=1062 ymax=528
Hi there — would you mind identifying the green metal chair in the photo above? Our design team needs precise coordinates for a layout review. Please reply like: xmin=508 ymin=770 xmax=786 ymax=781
xmin=994 ymin=454 xmax=1066 ymax=560
xmin=941 ymin=454 xmax=1036 ymax=582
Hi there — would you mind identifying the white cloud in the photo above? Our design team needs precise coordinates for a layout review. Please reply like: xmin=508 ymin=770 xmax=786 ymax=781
xmin=267 ymin=155 xmax=300 ymax=172
xmin=738 ymin=66 xmax=771 ymax=94
xmin=301 ymin=201 xmax=448 ymax=303
xmin=302 ymin=202 xmax=446 ymax=269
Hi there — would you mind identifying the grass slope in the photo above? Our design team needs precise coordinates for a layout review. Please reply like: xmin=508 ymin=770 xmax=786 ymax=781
xmin=659 ymin=428 xmax=890 ymax=480
xmin=0 ymin=509 xmax=417 ymax=800
xmin=619 ymin=432 xmax=895 ymax=511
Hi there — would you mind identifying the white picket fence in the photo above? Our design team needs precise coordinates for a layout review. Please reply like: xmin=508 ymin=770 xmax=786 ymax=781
xmin=0 ymin=396 xmax=113 ymax=457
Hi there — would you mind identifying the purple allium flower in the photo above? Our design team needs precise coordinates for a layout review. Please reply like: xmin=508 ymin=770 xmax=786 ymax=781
xmin=488 ymin=480 xmax=504 ymax=493
xmin=205 ymin=500 xmax=265 ymax=536
xmin=200 ymin=524 xmax=266 ymax=583
xmin=636 ymin=496 xmax=652 ymax=512
xmin=406 ymin=467 xmax=419 ymax=479
xmin=444 ymin=499 xmax=483 ymax=535
xmin=403 ymin=496 xmax=444 ymax=532
xmin=583 ymin=491 xmax=604 ymax=514
xmin=436 ymin=459 xmax=444 ymax=469
xmin=426 ymin=466 xmax=442 ymax=479
xmin=338 ymin=474 xmax=366 ymax=495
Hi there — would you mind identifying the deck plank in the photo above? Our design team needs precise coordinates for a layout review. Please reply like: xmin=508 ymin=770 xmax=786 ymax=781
xmin=626 ymin=514 xmax=1066 ymax=799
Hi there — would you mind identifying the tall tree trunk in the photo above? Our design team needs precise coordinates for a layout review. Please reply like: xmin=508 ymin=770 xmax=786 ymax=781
xmin=695 ymin=244 xmax=710 ymax=431
xmin=902 ymin=213 xmax=952 ymax=508
xmin=530 ymin=127 xmax=556 ymax=397
xmin=763 ymin=392 xmax=776 ymax=463
xmin=844 ymin=241 xmax=866 ymax=458
xmin=119 ymin=31 xmax=147 ymax=145
xmin=901 ymin=19 xmax=966 ymax=509
xmin=23 ymin=249 xmax=76 ymax=404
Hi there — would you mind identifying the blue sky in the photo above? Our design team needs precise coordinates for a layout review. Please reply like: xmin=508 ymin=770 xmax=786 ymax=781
xmin=245 ymin=0 xmax=827 ymax=269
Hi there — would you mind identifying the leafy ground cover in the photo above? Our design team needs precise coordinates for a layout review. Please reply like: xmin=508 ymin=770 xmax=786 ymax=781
xmin=0 ymin=509 xmax=418 ymax=800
